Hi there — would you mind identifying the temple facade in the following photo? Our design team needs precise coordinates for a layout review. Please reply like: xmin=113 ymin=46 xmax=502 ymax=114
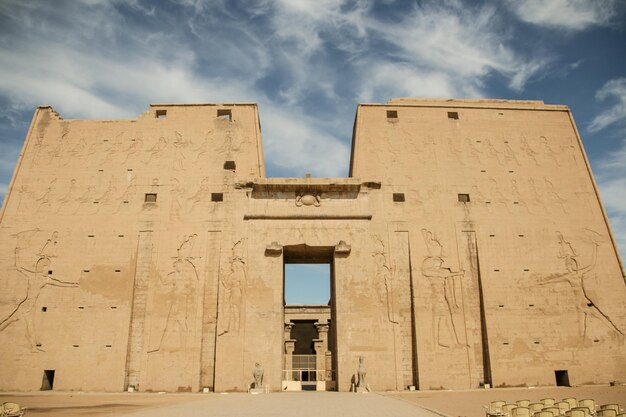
xmin=0 ymin=99 xmax=624 ymax=392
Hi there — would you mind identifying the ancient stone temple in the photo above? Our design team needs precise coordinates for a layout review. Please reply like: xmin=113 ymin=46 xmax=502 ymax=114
xmin=0 ymin=99 xmax=624 ymax=393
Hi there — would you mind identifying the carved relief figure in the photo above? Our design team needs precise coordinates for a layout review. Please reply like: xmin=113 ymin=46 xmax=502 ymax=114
xmin=74 ymin=185 xmax=96 ymax=214
xmin=94 ymin=178 xmax=117 ymax=212
xmin=520 ymin=135 xmax=540 ymax=165
xmin=149 ymin=234 xmax=200 ymax=353
xmin=169 ymin=178 xmax=185 ymax=221
xmin=190 ymin=130 xmax=211 ymax=164
xmin=527 ymin=178 xmax=549 ymax=214
xmin=172 ymin=131 xmax=187 ymax=171
xmin=463 ymin=137 xmax=484 ymax=165
xmin=544 ymin=178 xmax=568 ymax=214
xmin=187 ymin=177 xmax=211 ymax=212
xmin=0 ymin=231 xmax=78 ymax=351
xmin=15 ymin=185 xmax=33 ymax=215
xmin=36 ymin=179 xmax=56 ymax=212
xmin=102 ymin=131 xmax=125 ymax=163
xmin=538 ymin=136 xmax=561 ymax=167
xmin=446 ymin=136 xmax=464 ymax=165
xmin=502 ymin=140 xmax=520 ymax=165
xmin=485 ymin=138 xmax=504 ymax=165
xmin=56 ymin=179 xmax=77 ymax=213
xmin=372 ymin=235 xmax=398 ymax=324
xmin=218 ymin=129 xmax=239 ymax=157
xmin=123 ymin=134 xmax=143 ymax=163
xmin=421 ymin=229 xmax=466 ymax=348
xmin=219 ymin=240 xmax=246 ymax=336
xmin=537 ymin=231 xmax=623 ymax=339
xmin=115 ymin=176 xmax=136 ymax=212
xmin=144 ymin=136 xmax=168 ymax=164
xmin=488 ymin=177 xmax=510 ymax=212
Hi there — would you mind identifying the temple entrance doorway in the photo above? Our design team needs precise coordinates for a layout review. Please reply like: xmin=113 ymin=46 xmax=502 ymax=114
xmin=282 ymin=245 xmax=336 ymax=391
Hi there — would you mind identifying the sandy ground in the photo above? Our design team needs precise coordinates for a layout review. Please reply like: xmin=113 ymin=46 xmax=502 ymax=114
xmin=0 ymin=392 xmax=204 ymax=417
xmin=0 ymin=385 xmax=624 ymax=417
xmin=385 ymin=385 xmax=626 ymax=417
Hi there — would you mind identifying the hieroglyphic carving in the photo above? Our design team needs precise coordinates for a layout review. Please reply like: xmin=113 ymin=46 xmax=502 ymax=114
xmin=75 ymin=185 xmax=96 ymax=214
xmin=537 ymin=231 xmax=623 ymax=339
xmin=56 ymin=179 xmax=77 ymax=213
xmin=115 ymin=176 xmax=136 ymax=212
xmin=510 ymin=179 xmax=531 ymax=213
xmin=544 ymin=178 xmax=567 ymax=214
xmin=149 ymin=234 xmax=200 ymax=353
xmin=35 ymin=179 xmax=56 ymax=212
xmin=485 ymin=138 xmax=504 ymax=165
xmin=187 ymin=177 xmax=210 ymax=213
xmin=538 ymin=136 xmax=561 ymax=167
xmin=102 ymin=131 xmax=125 ymax=163
xmin=464 ymin=137 xmax=484 ymax=165
xmin=372 ymin=235 xmax=397 ymax=324
xmin=421 ymin=229 xmax=466 ymax=348
xmin=144 ymin=136 xmax=168 ymax=164
xmin=172 ymin=131 xmax=188 ymax=171
xmin=48 ymin=126 xmax=69 ymax=165
xmin=487 ymin=177 xmax=510 ymax=212
xmin=192 ymin=130 xmax=213 ymax=163
xmin=218 ymin=129 xmax=240 ymax=157
xmin=502 ymin=140 xmax=520 ymax=165
xmin=520 ymin=135 xmax=540 ymax=165
xmin=0 ymin=230 xmax=78 ymax=351
xmin=14 ymin=185 xmax=33 ymax=214
xmin=218 ymin=239 xmax=246 ymax=336
xmin=123 ymin=133 xmax=143 ymax=163
xmin=94 ymin=177 xmax=117 ymax=212
xmin=446 ymin=136 xmax=464 ymax=165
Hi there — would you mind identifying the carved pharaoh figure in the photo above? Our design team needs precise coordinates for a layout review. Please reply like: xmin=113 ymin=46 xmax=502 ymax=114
xmin=149 ymin=236 xmax=200 ymax=353
xmin=421 ymin=229 xmax=466 ymax=348
xmin=372 ymin=235 xmax=397 ymax=323
xmin=0 ymin=231 xmax=78 ymax=351
xmin=538 ymin=231 xmax=623 ymax=340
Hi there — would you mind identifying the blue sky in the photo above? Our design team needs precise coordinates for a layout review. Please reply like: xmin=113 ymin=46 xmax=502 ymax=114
xmin=0 ymin=0 xmax=625 ymax=272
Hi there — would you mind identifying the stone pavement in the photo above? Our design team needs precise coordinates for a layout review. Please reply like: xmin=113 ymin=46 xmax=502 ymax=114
xmin=113 ymin=392 xmax=446 ymax=417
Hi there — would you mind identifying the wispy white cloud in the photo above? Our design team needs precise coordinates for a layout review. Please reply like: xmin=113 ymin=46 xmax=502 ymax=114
xmin=588 ymin=77 xmax=626 ymax=262
xmin=506 ymin=0 xmax=622 ymax=30
xmin=364 ymin=2 xmax=549 ymax=93
xmin=588 ymin=78 xmax=626 ymax=133
xmin=0 ymin=0 xmax=565 ymax=182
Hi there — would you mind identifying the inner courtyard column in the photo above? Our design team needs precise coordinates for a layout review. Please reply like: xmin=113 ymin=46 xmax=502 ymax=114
xmin=284 ymin=322 xmax=295 ymax=381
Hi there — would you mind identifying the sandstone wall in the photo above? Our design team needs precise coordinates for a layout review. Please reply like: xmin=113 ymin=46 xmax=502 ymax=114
xmin=0 ymin=99 xmax=623 ymax=393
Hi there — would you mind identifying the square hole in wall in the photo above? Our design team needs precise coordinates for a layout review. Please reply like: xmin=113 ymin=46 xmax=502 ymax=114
xmin=223 ymin=161 xmax=236 ymax=170
xmin=458 ymin=193 xmax=470 ymax=203
xmin=555 ymin=370 xmax=570 ymax=386
xmin=448 ymin=111 xmax=459 ymax=119
xmin=217 ymin=109 xmax=232 ymax=121
xmin=41 ymin=307 xmax=47 ymax=312
xmin=211 ymin=193 xmax=224 ymax=202
xmin=386 ymin=110 xmax=398 ymax=119
xmin=155 ymin=109 xmax=167 ymax=119
xmin=393 ymin=193 xmax=405 ymax=202
xmin=144 ymin=193 xmax=157 ymax=203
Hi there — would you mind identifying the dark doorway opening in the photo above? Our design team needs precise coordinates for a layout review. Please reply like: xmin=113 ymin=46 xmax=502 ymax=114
xmin=555 ymin=370 xmax=570 ymax=386
xmin=283 ymin=244 xmax=336 ymax=391
xmin=41 ymin=370 xmax=55 ymax=390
